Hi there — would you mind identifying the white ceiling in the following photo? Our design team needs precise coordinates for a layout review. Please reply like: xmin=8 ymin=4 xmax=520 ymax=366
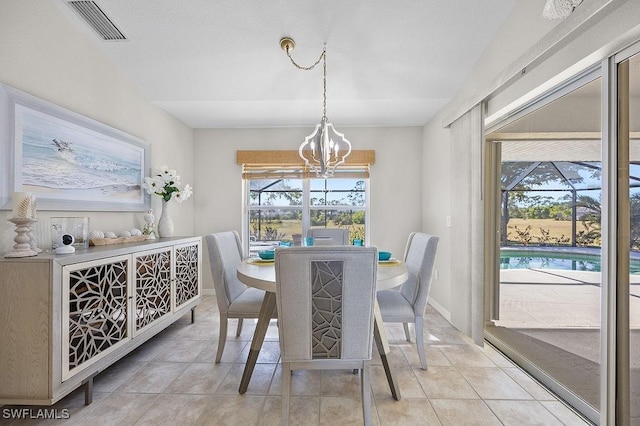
xmin=54 ymin=0 xmax=517 ymax=129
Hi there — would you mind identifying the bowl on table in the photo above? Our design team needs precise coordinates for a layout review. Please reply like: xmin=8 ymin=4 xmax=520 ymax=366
xmin=258 ymin=250 xmax=275 ymax=260
xmin=378 ymin=251 xmax=392 ymax=261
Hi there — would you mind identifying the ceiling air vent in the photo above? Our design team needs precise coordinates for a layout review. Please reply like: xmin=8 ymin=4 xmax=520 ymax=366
xmin=67 ymin=1 xmax=127 ymax=41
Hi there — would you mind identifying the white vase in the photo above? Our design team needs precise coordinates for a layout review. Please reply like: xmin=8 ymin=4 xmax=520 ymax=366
xmin=158 ymin=199 xmax=174 ymax=238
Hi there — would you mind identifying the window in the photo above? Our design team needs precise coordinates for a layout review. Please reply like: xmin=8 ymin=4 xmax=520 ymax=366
xmin=245 ymin=176 xmax=368 ymax=255
xmin=238 ymin=150 xmax=374 ymax=256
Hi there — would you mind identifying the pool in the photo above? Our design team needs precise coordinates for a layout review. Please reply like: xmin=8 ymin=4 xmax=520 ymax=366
xmin=500 ymin=249 xmax=640 ymax=274
xmin=500 ymin=251 xmax=601 ymax=272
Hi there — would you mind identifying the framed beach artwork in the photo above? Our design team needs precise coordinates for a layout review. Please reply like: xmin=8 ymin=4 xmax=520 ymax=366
xmin=0 ymin=83 xmax=150 ymax=212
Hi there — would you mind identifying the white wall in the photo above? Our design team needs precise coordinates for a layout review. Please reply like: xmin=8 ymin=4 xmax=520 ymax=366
xmin=194 ymin=127 xmax=423 ymax=290
xmin=0 ymin=1 xmax=194 ymax=253
xmin=441 ymin=0 xmax=560 ymax=128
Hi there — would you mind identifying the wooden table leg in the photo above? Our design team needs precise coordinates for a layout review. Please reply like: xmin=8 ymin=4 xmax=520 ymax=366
xmin=373 ymin=301 xmax=401 ymax=400
xmin=239 ymin=292 xmax=277 ymax=394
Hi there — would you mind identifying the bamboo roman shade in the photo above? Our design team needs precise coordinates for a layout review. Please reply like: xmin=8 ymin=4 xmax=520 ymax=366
xmin=237 ymin=150 xmax=375 ymax=179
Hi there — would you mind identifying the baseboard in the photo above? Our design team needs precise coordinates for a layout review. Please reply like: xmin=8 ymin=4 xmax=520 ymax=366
xmin=428 ymin=298 xmax=451 ymax=322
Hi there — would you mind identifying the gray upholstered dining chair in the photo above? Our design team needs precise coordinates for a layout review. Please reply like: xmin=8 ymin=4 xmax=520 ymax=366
xmin=306 ymin=228 xmax=350 ymax=245
xmin=206 ymin=231 xmax=271 ymax=363
xmin=376 ymin=232 xmax=439 ymax=370
xmin=275 ymin=246 xmax=378 ymax=426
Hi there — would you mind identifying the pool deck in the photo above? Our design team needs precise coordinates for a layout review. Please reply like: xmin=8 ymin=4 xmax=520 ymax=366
xmin=499 ymin=246 xmax=640 ymax=328
xmin=498 ymin=268 xmax=640 ymax=330
xmin=495 ymin=248 xmax=640 ymax=409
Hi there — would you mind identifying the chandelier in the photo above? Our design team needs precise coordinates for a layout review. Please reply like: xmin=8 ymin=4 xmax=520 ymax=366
xmin=280 ymin=37 xmax=351 ymax=178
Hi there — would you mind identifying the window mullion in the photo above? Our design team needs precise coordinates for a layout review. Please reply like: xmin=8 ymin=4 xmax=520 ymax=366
xmin=302 ymin=179 xmax=311 ymax=235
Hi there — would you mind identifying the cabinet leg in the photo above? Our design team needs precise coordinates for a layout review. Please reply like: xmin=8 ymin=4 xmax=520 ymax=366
xmin=83 ymin=375 xmax=95 ymax=405
xmin=191 ymin=307 xmax=196 ymax=324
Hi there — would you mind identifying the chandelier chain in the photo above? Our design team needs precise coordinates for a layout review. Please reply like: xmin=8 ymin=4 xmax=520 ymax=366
xmin=285 ymin=45 xmax=324 ymax=71
xmin=281 ymin=37 xmax=350 ymax=178
xmin=322 ymin=48 xmax=327 ymax=119
xmin=286 ymin=45 xmax=328 ymax=119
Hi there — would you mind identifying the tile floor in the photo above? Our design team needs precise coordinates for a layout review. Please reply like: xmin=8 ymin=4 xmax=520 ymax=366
xmin=1 ymin=295 xmax=591 ymax=425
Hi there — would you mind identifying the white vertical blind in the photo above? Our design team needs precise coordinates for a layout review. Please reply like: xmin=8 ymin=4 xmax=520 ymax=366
xmin=450 ymin=104 xmax=485 ymax=346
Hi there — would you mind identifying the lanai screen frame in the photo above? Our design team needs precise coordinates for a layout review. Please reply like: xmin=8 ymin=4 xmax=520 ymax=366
xmin=501 ymin=159 xmax=640 ymax=247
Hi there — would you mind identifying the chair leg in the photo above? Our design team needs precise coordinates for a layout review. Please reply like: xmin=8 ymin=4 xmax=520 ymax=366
xmin=282 ymin=362 xmax=291 ymax=426
xmin=215 ymin=316 xmax=228 ymax=363
xmin=361 ymin=361 xmax=371 ymax=426
xmin=403 ymin=323 xmax=411 ymax=342
xmin=236 ymin=318 xmax=244 ymax=337
xmin=415 ymin=316 xmax=427 ymax=370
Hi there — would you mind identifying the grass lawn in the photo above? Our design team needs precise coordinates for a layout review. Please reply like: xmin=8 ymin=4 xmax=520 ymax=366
xmin=251 ymin=219 xmax=365 ymax=242
xmin=506 ymin=218 xmax=574 ymax=244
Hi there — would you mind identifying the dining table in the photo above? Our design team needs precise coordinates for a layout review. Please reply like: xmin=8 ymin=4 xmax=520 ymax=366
xmin=236 ymin=253 xmax=408 ymax=400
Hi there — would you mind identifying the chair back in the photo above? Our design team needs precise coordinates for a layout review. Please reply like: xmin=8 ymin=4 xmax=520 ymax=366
xmin=306 ymin=228 xmax=350 ymax=245
xmin=399 ymin=232 xmax=439 ymax=315
xmin=275 ymin=246 xmax=377 ymax=362
xmin=205 ymin=231 xmax=247 ymax=313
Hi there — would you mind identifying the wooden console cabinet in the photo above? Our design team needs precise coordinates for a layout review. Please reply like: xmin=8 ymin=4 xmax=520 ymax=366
xmin=0 ymin=237 xmax=201 ymax=406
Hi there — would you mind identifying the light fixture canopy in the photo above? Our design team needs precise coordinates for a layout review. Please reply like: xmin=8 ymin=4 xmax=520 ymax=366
xmin=281 ymin=37 xmax=351 ymax=178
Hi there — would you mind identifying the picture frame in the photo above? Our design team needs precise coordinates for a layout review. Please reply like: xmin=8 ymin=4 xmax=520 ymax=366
xmin=0 ymin=83 xmax=150 ymax=212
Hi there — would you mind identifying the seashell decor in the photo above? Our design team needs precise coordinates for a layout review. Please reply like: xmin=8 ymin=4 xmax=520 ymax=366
xmin=89 ymin=228 xmax=148 ymax=246
xmin=89 ymin=230 xmax=104 ymax=240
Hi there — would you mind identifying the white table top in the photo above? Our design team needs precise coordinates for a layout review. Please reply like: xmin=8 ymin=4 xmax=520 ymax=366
xmin=237 ymin=258 xmax=408 ymax=292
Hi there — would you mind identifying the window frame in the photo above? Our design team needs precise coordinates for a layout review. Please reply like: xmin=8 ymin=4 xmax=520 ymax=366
xmin=242 ymin=176 xmax=370 ymax=257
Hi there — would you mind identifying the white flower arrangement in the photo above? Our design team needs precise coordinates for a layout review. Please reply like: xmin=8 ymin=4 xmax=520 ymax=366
xmin=143 ymin=165 xmax=193 ymax=203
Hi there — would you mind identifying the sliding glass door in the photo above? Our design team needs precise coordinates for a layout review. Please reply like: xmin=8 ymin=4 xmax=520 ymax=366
xmin=485 ymin=42 xmax=640 ymax=424
xmin=617 ymin=47 xmax=640 ymax=424
xmin=485 ymin=72 xmax=603 ymax=423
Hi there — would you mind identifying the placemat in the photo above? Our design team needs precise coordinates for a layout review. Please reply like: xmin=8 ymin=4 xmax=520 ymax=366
xmin=247 ymin=258 xmax=275 ymax=265
xmin=378 ymin=259 xmax=402 ymax=266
